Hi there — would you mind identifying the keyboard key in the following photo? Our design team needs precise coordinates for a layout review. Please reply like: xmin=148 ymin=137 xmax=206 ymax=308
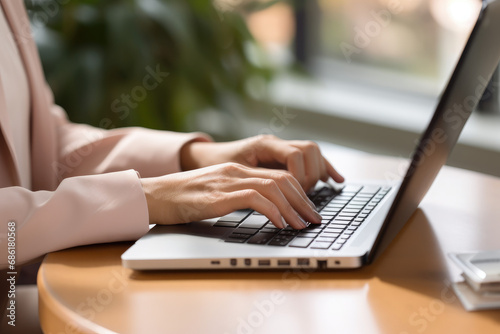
xmin=269 ymin=235 xmax=294 ymax=246
xmin=311 ymin=188 xmax=336 ymax=208
xmin=342 ymin=209 xmax=361 ymax=214
xmin=333 ymin=196 xmax=353 ymax=201
xmin=328 ymin=225 xmax=348 ymax=231
xmin=298 ymin=231 xmax=320 ymax=237
xmin=329 ymin=221 xmax=350 ymax=227
xmin=218 ymin=209 xmax=252 ymax=222
xmin=321 ymin=211 xmax=340 ymax=217
xmin=330 ymin=200 xmax=349 ymax=205
xmin=359 ymin=186 xmax=380 ymax=194
xmin=239 ymin=215 xmax=269 ymax=229
xmin=234 ymin=228 xmax=259 ymax=235
xmin=317 ymin=236 xmax=338 ymax=242
xmin=326 ymin=203 xmax=345 ymax=208
xmin=213 ymin=221 xmax=240 ymax=228
xmin=338 ymin=213 xmax=357 ymax=217
xmin=321 ymin=228 xmax=341 ymax=234
xmin=279 ymin=230 xmax=299 ymax=236
xmin=343 ymin=185 xmax=362 ymax=192
xmin=333 ymin=217 xmax=353 ymax=222
xmin=229 ymin=233 xmax=252 ymax=239
xmin=289 ymin=237 xmax=314 ymax=248
xmin=345 ymin=204 xmax=364 ymax=209
xmin=354 ymin=196 xmax=373 ymax=201
xmin=225 ymin=238 xmax=247 ymax=243
xmin=311 ymin=240 xmax=333 ymax=249
xmin=350 ymin=200 xmax=369 ymax=205
xmin=324 ymin=227 xmax=344 ymax=233
xmin=261 ymin=227 xmax=280 ymax=233
xmin=247 ymin=232 xmax=275 ymax=245
xmin=306 ymin=224 xmax=323 ymax=230
xmin=331 ymin=243 xmax=344 ymax=250
xmin=326 ymin=207 xmax=344 ymax=212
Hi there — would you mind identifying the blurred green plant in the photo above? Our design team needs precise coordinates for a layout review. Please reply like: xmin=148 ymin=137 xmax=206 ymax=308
xmin=25 ymin=0 xmax=277 ymax=132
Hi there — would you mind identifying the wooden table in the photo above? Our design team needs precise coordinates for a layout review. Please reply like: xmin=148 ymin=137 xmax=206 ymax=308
xmin=38 ymin=144 xmax=500 ymax=334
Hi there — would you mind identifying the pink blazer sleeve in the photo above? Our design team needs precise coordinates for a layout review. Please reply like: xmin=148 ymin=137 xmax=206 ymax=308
xmin=0 ymin=170 xmax=149 ymax=268
xmin=50 ymin=103 xmax=213 ymax=181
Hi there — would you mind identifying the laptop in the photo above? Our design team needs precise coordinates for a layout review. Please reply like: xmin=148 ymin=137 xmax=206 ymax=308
xmin=122 ymin=0 xmax=500 ymax=270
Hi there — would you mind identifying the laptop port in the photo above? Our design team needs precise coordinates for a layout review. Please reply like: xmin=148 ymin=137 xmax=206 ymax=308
xmin=317 ymin=260 xmax=328 ymax=269
xmin=334 ymin=260 xmax=341 ymax=265
xmin=297 ymin=258 xmax=310 ymax=266
xmin=244 ymin=259 xmax=251 ymax=266
xmin=278 ymin=260 xmax=290 ymax=266
xmin=230 ymin=259 xmax=237 ymax=266
xmin=258 ymin=259 xmax=271 ymax=266
xmin=210 ymin=260 xmax=221 ymax=265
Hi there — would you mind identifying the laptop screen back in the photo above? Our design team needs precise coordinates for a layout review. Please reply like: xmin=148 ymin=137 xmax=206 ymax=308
xmin=368 ymin=0 xmax=500 ymax=263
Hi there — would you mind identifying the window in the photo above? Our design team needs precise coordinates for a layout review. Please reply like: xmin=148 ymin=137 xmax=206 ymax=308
xmin=300 ymin=0 xmax=482 ymax=97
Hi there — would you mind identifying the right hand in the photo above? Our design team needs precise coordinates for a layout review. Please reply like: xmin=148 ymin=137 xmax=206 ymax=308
xmin=140 ymin=163 xmax=323 ymax=229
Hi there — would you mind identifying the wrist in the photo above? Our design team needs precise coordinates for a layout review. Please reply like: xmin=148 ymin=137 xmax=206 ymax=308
xmin=140 ymin=177 xmax=156 ymax=223
xmin=180 ymin=141 xmax=212 ymax=171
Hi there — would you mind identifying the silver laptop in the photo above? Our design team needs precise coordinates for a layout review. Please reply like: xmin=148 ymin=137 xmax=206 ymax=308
xmin=122 ymin=0 xmax=500 ymax=270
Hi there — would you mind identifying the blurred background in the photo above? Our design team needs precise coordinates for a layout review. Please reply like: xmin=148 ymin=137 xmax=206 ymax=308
xmin=26 ymin=0 xmax=500 ymax=176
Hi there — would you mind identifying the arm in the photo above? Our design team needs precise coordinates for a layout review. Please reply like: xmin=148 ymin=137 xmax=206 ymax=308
xmin=49 ymin=104 xmax=212 ymax=181
xmin=0 ymin=170 xmax=148 ymax=269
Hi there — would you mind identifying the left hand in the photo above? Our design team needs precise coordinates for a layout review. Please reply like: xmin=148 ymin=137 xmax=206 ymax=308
xmin=180 ymin=134 xmax=344 ymax=192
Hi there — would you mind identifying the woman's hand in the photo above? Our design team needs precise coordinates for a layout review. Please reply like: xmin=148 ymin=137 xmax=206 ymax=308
xmin=141 ymin=163 xmax=323 ymax=229
xmin=181 ymin=135 xmax=344 ymax=192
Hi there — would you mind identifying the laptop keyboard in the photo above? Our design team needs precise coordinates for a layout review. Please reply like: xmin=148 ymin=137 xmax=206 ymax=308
xmin=216 ymin=185 xmax=391 ymax=251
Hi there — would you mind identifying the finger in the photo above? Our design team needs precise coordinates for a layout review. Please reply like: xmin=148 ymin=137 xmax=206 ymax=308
xmin=224 ymin=178 xmax=309 ymax=229
xmin=227 ymin=177 xmax=322 ymax=227
xmin=220 ymin=163 xmax=306 ymax=204
xmin=291 ymin=142 xmax=323 ymax=191
xmin=318 ymin=151 xmax=328 ymax=183
xmin=240 ymin=167 xmax=317 ymax=212
xmin=324 ymin=157 xmax=345 ymax=183
xmin=286 ymin=148 xmax=306 ymax=189
xmin=224 ymin=189 xmax=287 ymax=229
xmin=253 ymin=137 xmax=308 ymax=188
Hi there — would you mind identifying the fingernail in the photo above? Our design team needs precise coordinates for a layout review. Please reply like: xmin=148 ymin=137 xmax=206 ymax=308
xmin=297 ymin=215 xmax=307 ymax=228
xmin=280 ymin=217 xmax=287 ymax=229
xmin=314 ymin=211 xmax=322 ymax=222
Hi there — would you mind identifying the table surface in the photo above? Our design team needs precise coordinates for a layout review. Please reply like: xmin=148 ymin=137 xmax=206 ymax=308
xmin=38 ymin=144 xmax=500 ymax=334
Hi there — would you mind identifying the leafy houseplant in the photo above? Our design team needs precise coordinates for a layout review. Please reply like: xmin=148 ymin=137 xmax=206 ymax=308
xmin=25 ymin=0 xmax=275 ymax=132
